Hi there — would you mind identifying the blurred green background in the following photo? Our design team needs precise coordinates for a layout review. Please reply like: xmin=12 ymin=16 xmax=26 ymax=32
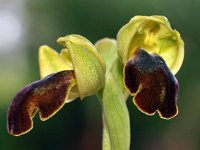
xmin=0 ymin=0 xmax=199 ymax=150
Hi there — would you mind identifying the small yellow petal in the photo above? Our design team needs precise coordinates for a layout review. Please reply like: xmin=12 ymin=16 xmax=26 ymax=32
xmin=39 ymin=45 xmax=73 ymax=78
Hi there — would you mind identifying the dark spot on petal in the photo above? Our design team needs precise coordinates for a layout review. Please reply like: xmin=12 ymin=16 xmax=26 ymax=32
xmin=124 ymin=48 xmax=179 ymax=119
xmin=7 ymin=70 xmax=76 ymax=136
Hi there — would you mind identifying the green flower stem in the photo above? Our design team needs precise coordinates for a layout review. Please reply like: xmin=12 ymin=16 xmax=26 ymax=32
xmin=102 ymin=116 xmax=111 ymax=150
xmin=97 ymin=72 xmax=130 ymax=150
xmin=95 ymin=38 xmax=130 ymax=150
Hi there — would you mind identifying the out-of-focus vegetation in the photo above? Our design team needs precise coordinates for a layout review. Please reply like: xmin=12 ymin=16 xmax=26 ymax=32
xmin=0 ymin=0 xmax=199 ymax=150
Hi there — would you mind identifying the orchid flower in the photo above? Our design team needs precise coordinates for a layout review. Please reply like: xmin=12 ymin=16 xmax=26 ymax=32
xmin=7 ymin=35 xmax=106 ymax=136
xmin=117 ymin=16 xmax=184 ymax=119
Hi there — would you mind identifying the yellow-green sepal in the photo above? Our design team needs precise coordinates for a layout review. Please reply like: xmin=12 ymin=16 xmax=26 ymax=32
xmin=57 ymin=34 xmax=106 ymax=99
xmin=95 ymin=38 xmax=129 ymax=99
xmin=117 ymin=15 xmax=184 ymax=74
xmin=95 ymin=38 xmax=118 ymax=73
xmin=117 ymin=16 xmax=146 ymax=64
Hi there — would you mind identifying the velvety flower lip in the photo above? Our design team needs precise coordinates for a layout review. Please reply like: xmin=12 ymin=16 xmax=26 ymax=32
xmin=7 ymin=70 xmax=75 ymax=136
xmin=124 ymin=48 xmax=179 ymax=119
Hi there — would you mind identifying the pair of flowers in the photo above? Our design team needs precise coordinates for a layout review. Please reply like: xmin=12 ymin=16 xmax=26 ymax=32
xmin=7 ymin=16 xmax=184 ymax=137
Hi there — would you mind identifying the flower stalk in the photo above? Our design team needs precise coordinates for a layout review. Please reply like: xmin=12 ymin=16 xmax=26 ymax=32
xmin=95 ymin=39 xmax=130 ymax=150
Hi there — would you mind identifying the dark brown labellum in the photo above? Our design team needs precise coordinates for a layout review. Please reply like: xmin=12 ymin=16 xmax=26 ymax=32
xmin=124 ymin=48 xmax=179 ymax=119
xmin=7 ymin=70 xmax=76 ymax=136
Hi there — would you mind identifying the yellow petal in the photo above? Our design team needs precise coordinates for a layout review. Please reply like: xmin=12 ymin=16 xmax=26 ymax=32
xmin=39 ymin=45 xmax=73 ymax=78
